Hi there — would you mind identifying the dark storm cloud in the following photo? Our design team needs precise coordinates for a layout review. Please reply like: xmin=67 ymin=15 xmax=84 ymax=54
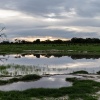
xmin=0 ymin=0 xmax=65 ymax=16
xmin=15 ymin=0 xmax=100 ymax=17
xmin=1 ymin=0 xmax=100 ymax=17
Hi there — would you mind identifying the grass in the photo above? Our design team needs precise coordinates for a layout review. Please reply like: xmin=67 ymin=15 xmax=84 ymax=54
xmin=65 ymin=78 xmax=100 ymax=100
xmin=1 ymin=43 xmax=100 ymax=54
xmin=20 ymin=74 xmax=41 ymax=81
xmin=0 ymin=74 xmax=41 ymax=85
xmin=0 ymin=78 xmax=99 ymax=100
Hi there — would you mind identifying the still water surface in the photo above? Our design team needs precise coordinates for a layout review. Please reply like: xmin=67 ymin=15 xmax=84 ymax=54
xmin=0 ymin=54 xmax=100 ymax=75
xmin=0 ymin=54 xmax=100 ymax=90
xmin=0 ymin=75 xmax=74 ymax=91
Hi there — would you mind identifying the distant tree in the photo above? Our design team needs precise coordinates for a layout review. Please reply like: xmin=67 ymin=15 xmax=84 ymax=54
xmin=45 ymin=39 xmax=51 ymax=44
xmin=14 ymin=39 xmax=22 ymax=43
xmin=34 ymin=39 xmax=40 ymax=43
xmin=70 ymin=37 xmax=100 ymax=43
xmin=53 ymin=39 xmax=63 ymax=44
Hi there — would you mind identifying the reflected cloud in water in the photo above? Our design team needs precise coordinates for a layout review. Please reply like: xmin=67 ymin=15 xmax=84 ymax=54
xmin=0 ymin=53 xmax=100 ymax=75
xmin=0 ymin=75 xmax=72 ymax=91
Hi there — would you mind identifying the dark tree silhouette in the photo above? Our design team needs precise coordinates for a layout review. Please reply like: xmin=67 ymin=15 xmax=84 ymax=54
xmin=0 ymin=24 xmax=9 ymax=62
xmin=34 ymin=39 xmax=40 ymax=44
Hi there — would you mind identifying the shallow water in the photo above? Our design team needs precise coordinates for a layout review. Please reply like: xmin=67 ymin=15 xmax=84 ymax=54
xmin=0 ymin=75 xmax=74 ymax=91
xmin=0 ymin=53 xmax=100 ymax=90
xmin=0 ymin=54 xmax=100 ymax=76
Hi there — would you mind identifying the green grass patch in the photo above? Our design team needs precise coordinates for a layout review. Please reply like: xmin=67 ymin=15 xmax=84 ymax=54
xmin=0 ymin=78 xmax=99 ymax=100
xmin=1 ymin=43 xmax=100 ymax=54
xmin=0 ymin=74 xmax=41 ymax=85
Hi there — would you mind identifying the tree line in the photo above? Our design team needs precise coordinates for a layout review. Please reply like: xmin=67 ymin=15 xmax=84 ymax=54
xmin=1 ymin=37 xmax=100 ymax=44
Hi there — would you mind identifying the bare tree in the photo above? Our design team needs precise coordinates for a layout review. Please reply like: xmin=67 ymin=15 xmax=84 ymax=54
xmin=0 ymin=26 xmax=8 ymax=42
xmin=0 ymin=24 xmax=9 ymax=62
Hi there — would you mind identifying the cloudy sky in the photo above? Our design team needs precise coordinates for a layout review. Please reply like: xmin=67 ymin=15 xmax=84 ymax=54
xmin=0 ymin=0 xmax=100 ymax=41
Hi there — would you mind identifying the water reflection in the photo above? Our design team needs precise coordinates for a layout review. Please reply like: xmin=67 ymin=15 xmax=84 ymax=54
xmin=70 ymin=55 xmax=100 ymax=59
xmin=13 ymin=54 xmax=100 ymax=59
xmin=0 ymin=53 xmax=100 ymax=75
xmin=0 ymin=75 xmax=73 ymax=91
xmin=13 ymin=53 xmax=63 ymax=58
xmin=0 ymin=54 xmax=9 ymax=62
xmin=0 ymin=64 xmax=69 ymax=76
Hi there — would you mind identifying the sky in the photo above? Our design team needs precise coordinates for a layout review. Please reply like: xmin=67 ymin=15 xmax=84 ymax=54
xmin=0 ymin=0 xmax=100 ymax=41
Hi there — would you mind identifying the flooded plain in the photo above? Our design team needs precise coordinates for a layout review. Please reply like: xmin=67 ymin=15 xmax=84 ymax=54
xmin=0 ymin=54 xmax=100 ymax=75
xmin=0 ymin=53 xmax=100 ymax=90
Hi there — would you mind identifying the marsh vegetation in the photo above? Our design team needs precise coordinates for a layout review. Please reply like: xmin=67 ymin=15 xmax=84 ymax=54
xmin=0 ymin=77 xmax=99 ymax=100
xmin=1 ymin=38 xmax=100 ymax=99
xmin=0 ymin=74 xmax=41 ymax=85
xmin=1 ymin=43 xmax=100 ymax=54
